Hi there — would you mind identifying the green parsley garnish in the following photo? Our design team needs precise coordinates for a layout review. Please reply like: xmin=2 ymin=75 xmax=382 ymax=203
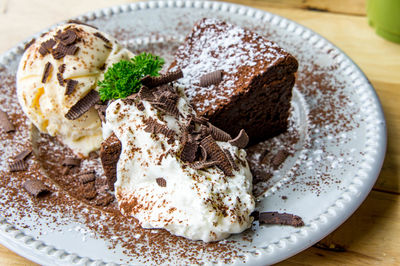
xmin=98 ymin=52 xmax=164 ymax=101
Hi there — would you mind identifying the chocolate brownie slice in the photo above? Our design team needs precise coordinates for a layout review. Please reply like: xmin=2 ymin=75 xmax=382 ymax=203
xmin=169 ymin=18 xmax=298 ymax=144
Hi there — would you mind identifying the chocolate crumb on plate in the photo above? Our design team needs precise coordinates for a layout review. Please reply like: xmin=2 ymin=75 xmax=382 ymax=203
xmin=65 ymin=79 xmax=78 ymax=95
xmin=65 ymin=90 xmax=100 ymax=120
xmin=259 ymin=212 xmax=304 ymax=227
xmin=23 ymin=179 xmax=50 ymax=197
xmin=13 ymin=148 xmax=32 ymax=161
xmin=271 ymin=149 xmax=289 ymax=169
xmin=62 ymin=157 xmax=81 ymax=167
xmin=0 ymin=110 xmax=15 ymax=132
xmin=9 ymin=160 xmax=28 ymax=172
xmin=156 ymin=177 xmax=167 ymax=187
xmin=199 ymin=70 xmax=222 ymax=87
xmin=228 ymin=129 xmax=249 ymax=148
xmin=41 ymin=62 xmax=52 ymax=83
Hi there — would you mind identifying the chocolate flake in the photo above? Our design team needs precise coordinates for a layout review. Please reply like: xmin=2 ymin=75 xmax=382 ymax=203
xmin=138 ymin=86 xmax=156 ymax=101
xmin=57 ymin=73 xmax=64 ymax=86
xmin=41 ymin=62 xmax=52 ymax=83
xmin=259 ymin=212 xmax=304 ymax=227
xmin=199 ymin=145 xmax=207 ymax=161
xmin=78 ymin=172 xmax=96 ymax=184
xmin=0 ymin=110 xmax=15 ymax=133
xmin=65 ymin=79 xmax=78 ymax=95
xmin=100 ymin=133 xmax=121 ymax=191
xmin=62 ymin=157 xmax=81 ymax=167
xmin=65 ymin=90 xmax=100 ymax=120
xmin=271 ymin=149 xmax=289 ymax=169
xmin=13 ymin=149 xmax=32 ymax=161
xmin=191 ymin=160 xmax=218 ymax=170
xmin=191 ymin=115 xmax=208 ymax=125
xmin=66 ymin=19 xmax=98 ymax=29
xmin=94 ymin=32 xmax=111 ymax=44
xmin=223 ymin=149 xmax=239 ymax=171
xmin=141 ymin=68 xmax=184 ymax=88
xmin=57 ymin=29 xmax=77 ymax=46
xmin=207 ymin=122 xmax=231 ymax=142
xmin=58 ymin=64 xmax=66 ymax=73
xmin=9 ymin=160 xmax=28 ymax=172
xmin=199 ymin=70 xmax=222 ymax=87
xmin=200 ymin=135 xmax=233 ymax=176
xmin=95 ymin=194 xmax=114 ymax=206
xmin=52 ymin=44 xmax=68 ymax=60
xmin=228 ymin=129 xmax=249 ymax=148
xmin=66 ymin=45 xmax=79 ymax=55
xmin=156 ymin=177 xmax=167 ymax=187
xmin=24 ymin=38 xmax=36 ymax=51
xmin=23 ymin=179 xmax=50 ymax=197
xmin=104 ymin=44 xmax=112 ymax=50
xmin=181 ymin=141 xmax=198 ymax=163
xmin=38 ymin=46 xmax=49 ymax=56
xmin=144 ymin=118 xmax=175 ymax=141
xmin=94 ymin=103 xmax=107 ymax=123
xmin=42 ymin=39 xmax=56 ymax=50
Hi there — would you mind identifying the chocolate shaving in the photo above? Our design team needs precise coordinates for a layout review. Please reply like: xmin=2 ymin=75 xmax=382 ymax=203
xmin=94 ymin=103 xmax=107 ymax=123
xmin=200 ymin=135 xmax=233 ymax=176
xmin=57 ymin=73 xmax=64 ymax=86
xmin=62 ymin=157 xmax=81 ymax=167
xmin=191 ymin=116 xmax=208 ymax=125
xmin=271 ymin=149 xmax=289 ymax=169
xmin=38 ymin=46 xmax=49 ymax=56
xmin=104 ymin=44 xmax=112 ymax=50
xmin=13 ymin=149 xmax=32 ymax=161
xmin=156 ymin=177 xmax=167 ymax=187
xmin=191 ymin=160 xmax=218 ymax=170
xmin=78 ymin=172 xmax=96 ymax=184
xmin=151 ymin=101 xmax=180 ymax=117
xmin=9 ymin=160 xmax=28 ymax=172
xmin=199 ymin=70 xmax=222 ymax=87
xmin=100 ymin=133 xmax=121 ymax=191
xmin=82 ymin=186 xmax=97 ymax=200
xmin=95 ymin=194 xmax=114 ymax=206
xmin=259 ymin=212 xmax=304 ymax=227
xmin=228 ymin=129 xmax=249 ymax=148
xmin=138 ymin=86 xmax=156 ymax=101
xmin=52 ymin=44 xmax=68 ymax=60
xmin=23 ymin=179 xmax=50 ymax=197
xmin=94 ymin=32 xmax=111 ymax=44
xmin=144 ymin=118 xmax=175 ymax=141
xmin=58 ymin=64 xmax=66 ymax=73
xmin=141 ymin=68 xmax=183 ymax=88
xmin=24 ymin=38 xmax=36 ymax=51
xmin=199 ymin=145 xmax=207 ymax=161
xmin=66 ymin=19 xmax=98 ymax=29
xmin=223 ymin=149 xmax=239 ymax=171
xmin=41 ymin=62 xmax=52 ymax=83
xmin=180 ymin=141 xmax=198 ymax=163
xmin=0 ymin=110 xmax=15 ymax=133
xmin=207 ymin=122 xmax=231 ymax=142
xmin=57 ymin=29 xmax=77 ymax=46
xmin=65 ymin=90 xmax=100 ymax=120
xmin=66 ymin=45 xmax=79 ymax=55
xmin=65 ymin=79 xmax=78 ymax=95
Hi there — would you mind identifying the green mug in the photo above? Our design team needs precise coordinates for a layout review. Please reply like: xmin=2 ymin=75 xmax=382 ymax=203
xmin=367 ymin=0 xmax=400 ymax=43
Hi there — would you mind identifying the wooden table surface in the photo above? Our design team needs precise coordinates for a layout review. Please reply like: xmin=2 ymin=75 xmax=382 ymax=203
xmin=0 ymin=0 xmax=399 ymax=265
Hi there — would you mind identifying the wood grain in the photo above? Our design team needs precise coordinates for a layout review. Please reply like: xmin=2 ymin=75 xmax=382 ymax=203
xmin=0 ymin=0 xmax=399 ymax=265
xmin=223 ymin=0 xmax=367 ymax=15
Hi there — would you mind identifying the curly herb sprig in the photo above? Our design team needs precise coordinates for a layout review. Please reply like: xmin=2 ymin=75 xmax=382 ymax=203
xmin=98 ymin=52 xmax=164 ymax=101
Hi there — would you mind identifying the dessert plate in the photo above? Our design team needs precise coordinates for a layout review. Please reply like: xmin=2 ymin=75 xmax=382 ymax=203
xmin=0 ymin=1 xmax=386 ymax=265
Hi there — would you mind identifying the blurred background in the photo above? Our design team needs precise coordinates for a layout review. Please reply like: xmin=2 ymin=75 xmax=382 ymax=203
xmin=0 ymin=0 xmax=399 ymax=265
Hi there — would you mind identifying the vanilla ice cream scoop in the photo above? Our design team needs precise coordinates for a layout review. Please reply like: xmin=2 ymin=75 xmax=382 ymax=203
xmin=17 ymin=23 xmax=134 ymax=156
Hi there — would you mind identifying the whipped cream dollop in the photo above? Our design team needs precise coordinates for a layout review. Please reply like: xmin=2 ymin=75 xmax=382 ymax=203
xmin=17 ymin=23 xmax=134 ymax=156
xmin=104 ymin=88 xmax=255 ymax=242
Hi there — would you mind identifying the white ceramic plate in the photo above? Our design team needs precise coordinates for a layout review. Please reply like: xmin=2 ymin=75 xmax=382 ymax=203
xmin=0 ymin=1 xmax=386 ymax=265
